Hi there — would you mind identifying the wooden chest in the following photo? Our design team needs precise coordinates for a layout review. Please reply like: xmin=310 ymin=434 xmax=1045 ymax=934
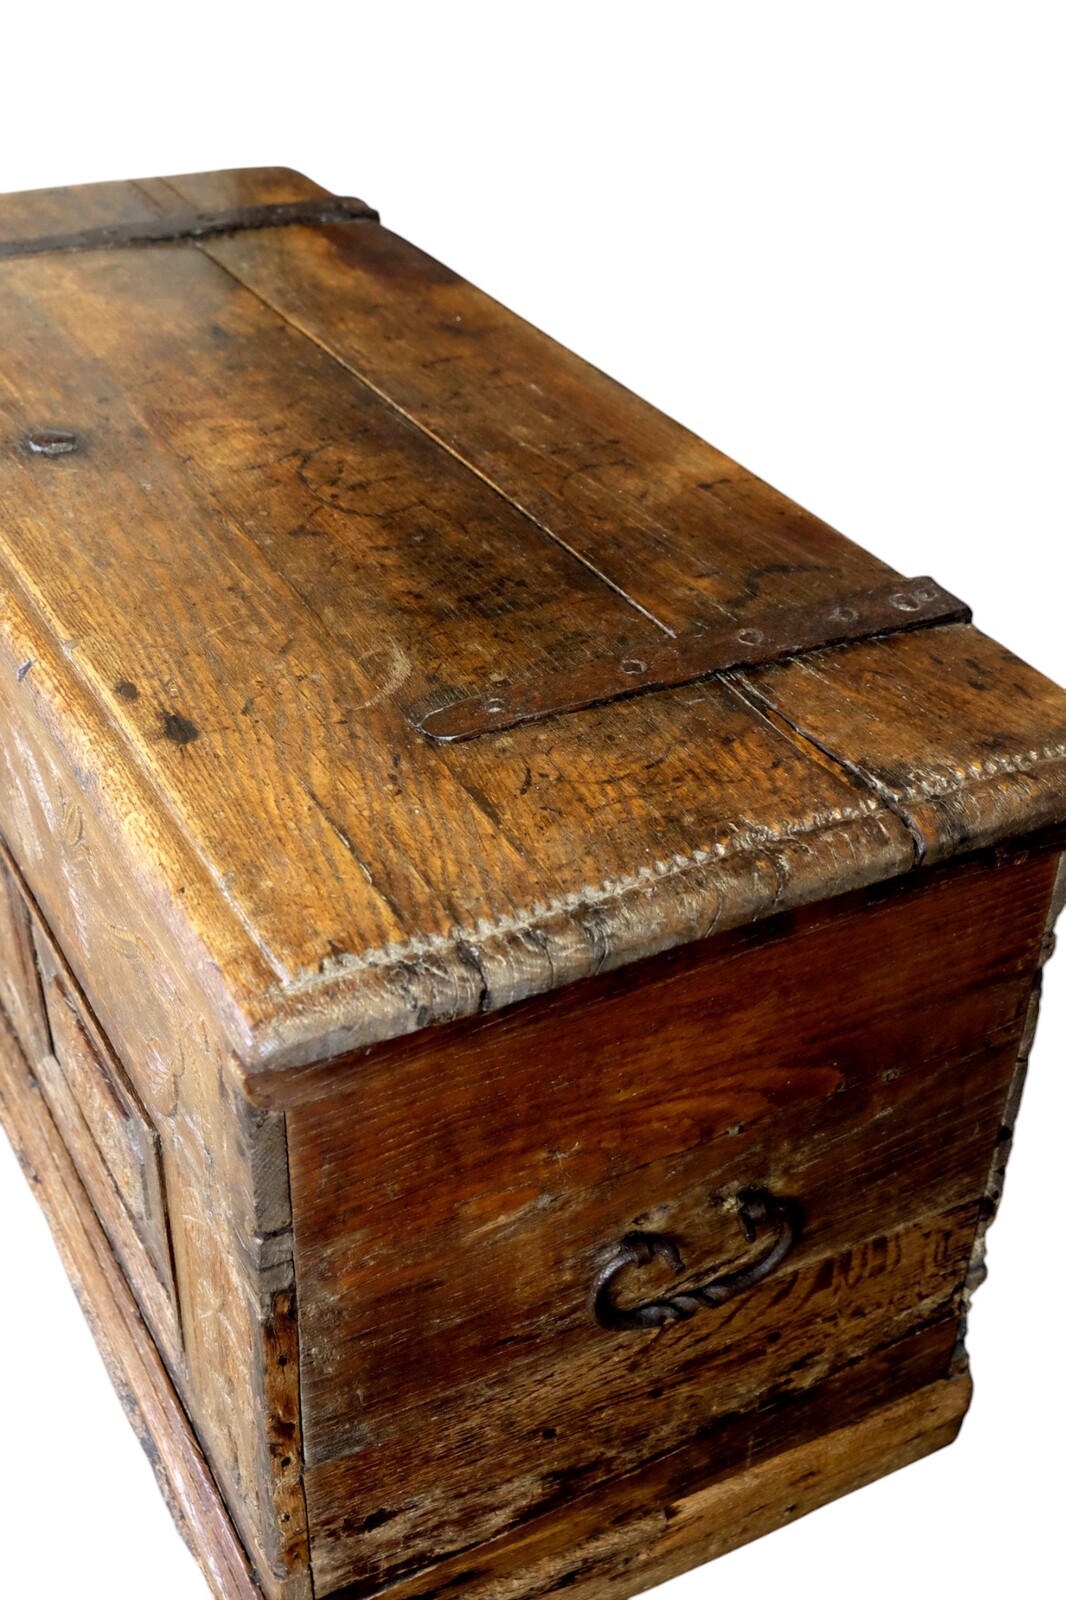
xmin=1 ymin=166 xmax=1064 ymax=1600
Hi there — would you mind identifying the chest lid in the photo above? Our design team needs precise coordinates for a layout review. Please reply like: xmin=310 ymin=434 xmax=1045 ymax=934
xmin=1 ymin=166 xmax=1064 ymax=1073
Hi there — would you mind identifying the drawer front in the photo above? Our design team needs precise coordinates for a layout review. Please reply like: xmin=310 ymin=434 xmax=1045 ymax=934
xmin=291 ymin=848 xmax=1056 ymax=1595
xmin=33 ymin=937 xmax=180 ymax=1352
xmin=0 ymin=854 xmax=50 ymax=1064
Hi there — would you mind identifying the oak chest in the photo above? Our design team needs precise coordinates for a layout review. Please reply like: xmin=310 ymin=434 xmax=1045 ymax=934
xmin=1 ymin=166 xmax=1064 ymax=1600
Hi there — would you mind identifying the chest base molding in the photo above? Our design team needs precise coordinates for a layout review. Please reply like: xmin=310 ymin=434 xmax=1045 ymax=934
xmin=324 ymin=1375 xmax=972 ymax=1600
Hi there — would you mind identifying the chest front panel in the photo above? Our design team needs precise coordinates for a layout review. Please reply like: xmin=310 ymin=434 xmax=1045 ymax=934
xmin=287 ymin=847 xmax=1057 ymax=1595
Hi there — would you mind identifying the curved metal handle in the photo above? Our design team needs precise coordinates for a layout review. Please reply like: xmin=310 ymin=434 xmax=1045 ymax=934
xmin=592 ymin=1186 xmax=803 ymax=1331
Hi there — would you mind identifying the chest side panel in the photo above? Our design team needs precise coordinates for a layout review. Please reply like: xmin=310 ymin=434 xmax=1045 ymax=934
xmin=29 ymin=916 xmax=182 ymax=1351
xmin=287 ymin=845 xmax=1058 ymax=1594
xmin=0 ymin=629 xmax=307 ymax=1596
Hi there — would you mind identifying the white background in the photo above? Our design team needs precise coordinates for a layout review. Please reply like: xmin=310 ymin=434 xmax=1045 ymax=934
xmin=0 ymin=4 xmax=1063 ymax=1596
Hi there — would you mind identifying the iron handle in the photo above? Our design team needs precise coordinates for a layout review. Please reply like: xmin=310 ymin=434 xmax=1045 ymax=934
xmin=592 ymin=1186 xmax=803 ymax=1331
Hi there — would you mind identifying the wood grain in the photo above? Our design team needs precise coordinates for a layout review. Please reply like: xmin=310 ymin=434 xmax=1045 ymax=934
xmin=178 ymin=179 xmax=893 ymax=633
xmin=0 ymin=636 xmax=306 ymax=1593
xmin=288 ymin=845 xmax=1056 ymax=1592
xmin=0 ymin=970 xmax=976 ymax=1600
xmin=0 ymin=222 xmax=913 ymax=1062
xmin=33 ymin=941 xmax=182 ymax=1355
xmin=324 ymin=1363 xmax=973 ymax=1600
xmin=0 ymin=167 xmax=1063 ymax=1066
xmin=0 ymin=854 xmax=50 ymax=1062
xmin=751 ymin=625 xmax=1066 ymax=863
xmin=306 ymin=1208 xmax=976 ymax=1594
xmin=0 ymin=1004 xmax=262 ymax=1600
xmin=0 ymin=166 xmax=1064 ymax=1600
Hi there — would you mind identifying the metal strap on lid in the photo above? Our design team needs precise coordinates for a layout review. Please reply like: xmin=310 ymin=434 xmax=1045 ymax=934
xmin=420 ymin=575 xmax=971 ymax=742
xmin=0 ymin=196 xmax=378 ymax=261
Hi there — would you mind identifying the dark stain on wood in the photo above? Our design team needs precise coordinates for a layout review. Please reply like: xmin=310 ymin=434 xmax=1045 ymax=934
xmin=161 ymin=709 xmax=200 ymax=745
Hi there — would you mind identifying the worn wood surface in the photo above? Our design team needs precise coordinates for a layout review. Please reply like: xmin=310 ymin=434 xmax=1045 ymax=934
xmin=0 ymin=168 xmax=1064 ymax=1069
xmin=959 ymin=850 xmax=1066 ymax=1334
xmin=0 ymin=975 xmax=974 ymax=1600
xmin=32 ymin=935 xmax=183 ymax=1356
xmin=0 ymin=1004 xmax=262 ymax=1600
xmin=288 ymin=845 xmax=1057 ymax=1593
xmin=0 ymin=794 xmax=307 ymax=1594
xmin=0 ymin=209 xmax=901 ymax=1069
xmin=0 ymin=165 xmax=1065 ymax=1600
xmin=328 ymin=1371 xmax=972 ymax=1600
xmin=0 ymin=854 xmax=50 ymax=1062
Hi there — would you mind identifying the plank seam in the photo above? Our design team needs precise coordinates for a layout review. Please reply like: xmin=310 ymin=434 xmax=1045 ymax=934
xmin=727 ymin=671 xmax=929 ymax=865
xmin=168 ymin=220 xmax=676 ymax=640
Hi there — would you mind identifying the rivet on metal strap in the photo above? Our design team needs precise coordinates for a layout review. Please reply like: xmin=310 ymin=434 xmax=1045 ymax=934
xmin=25 ymin=429 xmax=79 ymax=457
xmin=420 ymin=575 xmax=972 ymax=742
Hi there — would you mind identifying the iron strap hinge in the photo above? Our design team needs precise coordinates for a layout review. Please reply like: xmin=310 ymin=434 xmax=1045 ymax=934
xmin=420 ymin=575 xmax=971 ymax=743
xmin=0 ymin=197 xmax=379 ymax=262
